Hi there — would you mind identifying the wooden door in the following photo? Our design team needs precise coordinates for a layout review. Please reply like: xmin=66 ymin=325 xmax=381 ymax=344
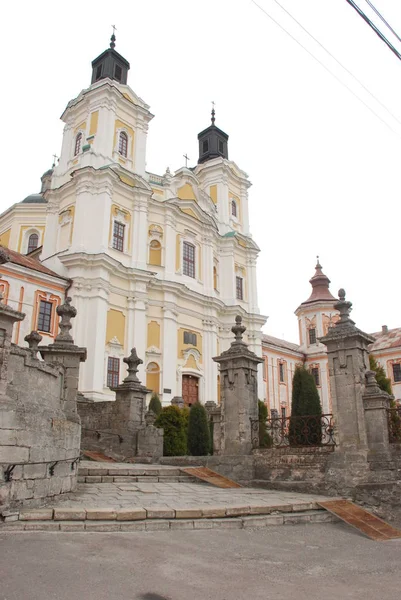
xmin=182 ymin=375 xmax=199 ymax=407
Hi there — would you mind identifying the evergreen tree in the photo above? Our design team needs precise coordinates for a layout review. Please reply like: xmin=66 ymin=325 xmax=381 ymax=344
xmin=289 ymin=366 xmax=322 ymax=446
xmin=148 ymin=392 xmax=162 ymax=416
xmin=155 ymin=405 xmax=187 ymax=456
xmin=258 ymin=400 xmax=272 ymax=448
xmin=369 ymin=355 xmax=392 ymax=395
xmin=187 ymin=403 xmax=211 ymax=456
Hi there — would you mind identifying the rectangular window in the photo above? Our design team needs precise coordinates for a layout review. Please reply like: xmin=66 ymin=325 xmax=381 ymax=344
xmin=184 ymin=331 xmax=197 ymax=346
xmin=236 ymin=276 xmax=243 ymax=300
xmin=311 ymin=367 xmax=320 ymax=387
xmin=202 ymin=140 xmax=209 ymax=154
xmin=279 ymin=362 xmax=285 ymax=383
xmin=112 ymin=221 xmax=125 ymax=252
xmin=309 ymin=328 xmax=317 ymax=344
xmin=107 ymin=357 xmax=120 ymax=388
xmin=218 ymin=139 xmax=224 ymax=154
xmin=393 ymin=363 xmax=401 ymax=383
xmin=183 ymin=242 xmax=195 ymax=278
xmin=114 ymin=64 xmax=122 ymax=81
xmin=95 ymin=65 xmax=102 ymax=80
xmin=37 ymin=300 xmax=53 ymax=333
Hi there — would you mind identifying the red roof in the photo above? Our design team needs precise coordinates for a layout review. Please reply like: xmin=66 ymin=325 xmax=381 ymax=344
xmin=369 ymin=328 xmax=401 ymax=352
xmin=0 ymin=246 xmax=68 ymax=280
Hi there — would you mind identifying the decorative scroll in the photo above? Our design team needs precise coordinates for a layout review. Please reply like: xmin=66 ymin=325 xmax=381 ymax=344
xmin=265 ymin=414 xmax=336 ymax=448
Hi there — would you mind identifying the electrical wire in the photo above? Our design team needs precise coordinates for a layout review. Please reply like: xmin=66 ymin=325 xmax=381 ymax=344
xmin=249 ymin=0 xmax=401 ymax=138
xmin=345 ymin=0 xmax=401 ymax=61
xmin=269 ymin=0 xmax=401 ymax=127
xmin=364 ymin=0 xmax=401 ymax=43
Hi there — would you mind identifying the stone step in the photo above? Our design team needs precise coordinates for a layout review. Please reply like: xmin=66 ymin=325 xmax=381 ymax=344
xmin=0 ymin=509 xmax=338 ymax=532
xmin=78 ymin=474 xmax=203 ymax=484
xmin=78 ymin=461 xmax=211 ymax=485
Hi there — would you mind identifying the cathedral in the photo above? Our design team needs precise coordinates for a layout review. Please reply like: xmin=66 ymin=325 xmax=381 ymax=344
xmin=0 ymin=36 xmax=266 ymax=405
xmin=0 ymin=36 xmax=400 ymax=411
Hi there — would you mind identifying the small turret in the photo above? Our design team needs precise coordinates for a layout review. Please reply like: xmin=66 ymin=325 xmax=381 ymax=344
xmin=197 ymin=105 xmax=229 ymax=164
xmin=91 ymin=30 xmax=130 ymax=85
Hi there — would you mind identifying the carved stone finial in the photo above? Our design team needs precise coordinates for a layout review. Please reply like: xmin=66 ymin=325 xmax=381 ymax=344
xmin=334 ymin=288 xmax=355 ymax=327
xmin=231 ymin=315 xmax=246 ymax=343
xmin=24 ymin=330 xmax=43 ymax=357
xmin=123 ymin=348 xmax=143 ymax=383
xmin=55 ymin=297 xmax=77 ymax=344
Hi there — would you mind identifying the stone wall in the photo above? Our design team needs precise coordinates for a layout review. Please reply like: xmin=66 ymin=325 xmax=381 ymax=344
xmin=252 ymin=446 xmax=334 ymax=493
xmin=0 ymin=288 xmax=86 ymax=511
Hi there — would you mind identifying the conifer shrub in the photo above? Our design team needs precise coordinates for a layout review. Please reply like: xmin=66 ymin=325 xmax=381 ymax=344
xmin=187 ymin=402 xmax=211 ymax=456
xmin=148 ymin=392 xmax=162 ymax=416
xmin=155 ymin=405 xmax=187 ymax=456
xmin=369 ymin=355 xmax=401 ymax=441
xmin=289 ymin=366 xmax=322 ymax=446
xmin=258 ymin=400 xmax=272 ymax=448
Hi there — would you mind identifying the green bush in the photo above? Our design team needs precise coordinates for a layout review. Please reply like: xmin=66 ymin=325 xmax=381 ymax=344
xmin=289 ymin=366 xmax=322 ymax=446
xmin=187 ymin=403 xmax=211 ymax=456
xmin=148 ymin=392 xmax=162 ymax=416
xmin=155 ymin=405 xmax=187 ymax=456
xmin=258 ymin=400 xmax=272 ymax=448
xmin=369 ymin=355 xmax=392 ymax=395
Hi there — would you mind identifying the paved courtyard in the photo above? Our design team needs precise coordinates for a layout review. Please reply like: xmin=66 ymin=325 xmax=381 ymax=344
xmin=1 ymin=524 xmax=400 ymax=600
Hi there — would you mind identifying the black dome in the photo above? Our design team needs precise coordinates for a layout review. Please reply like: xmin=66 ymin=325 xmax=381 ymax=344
xmin=21 ymin=193 xmax=47 ymax=204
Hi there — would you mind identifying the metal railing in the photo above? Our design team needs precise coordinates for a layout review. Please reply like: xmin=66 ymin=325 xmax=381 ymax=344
xmin=252 ymin=414 xmax=336 ymax=449
xmin=387 ymin=407 xmax=401 ymax=443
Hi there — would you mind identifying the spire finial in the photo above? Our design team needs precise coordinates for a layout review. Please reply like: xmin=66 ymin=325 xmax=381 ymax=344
xmin=110 ymin=25 xmax=117 ymax=49
xmin=316 ymin=255 xmax=321 ymax=268
xmin=211 ymin=100 xmax=215 ymax=125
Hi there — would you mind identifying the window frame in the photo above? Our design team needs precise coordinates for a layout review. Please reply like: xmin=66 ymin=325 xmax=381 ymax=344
xmin=37 ymin=300 xmax=53 ymax=333
xmin=182 ymin=241 xmax=196 ymax=278
xmin=279 ymin=362 xmax=285 ymax=383
xmin=107 ymin=356 xmax=120 ymax=388
xmin=231 ymin=199 xmax=237 ymax=217
xmin=114 ymin=64 xmax=122 ymax=81
xmin=393 ymin=363 xmax=401 ymax=383
xmin=236 ymin=276 xmax=243 ymax=300
xmin=309 ymin=328 xmax=317 ymax=345
xmin=118 ymin=131 xmax=128 ymax=158
xmin=112 ymin=220 xmax=125 ymax=252
xmin=74 ymin=132 xmax=82 ymax=156
xmin=184 ymin=331 xmax=197 ymax=346
xmin=27 ymin=232 xmax=39 ymax=254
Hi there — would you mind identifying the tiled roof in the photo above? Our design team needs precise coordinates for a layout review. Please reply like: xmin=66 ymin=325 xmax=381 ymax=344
xmin=0 ymin=246 xmax=68 ymax=280
xmin=369 ymin=328 xmax=401 ymax=352
xmin=262 ymin=334 xmax=302 ymax=354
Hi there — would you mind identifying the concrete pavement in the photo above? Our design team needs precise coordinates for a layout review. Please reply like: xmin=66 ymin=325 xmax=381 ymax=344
xmin=1 ymin=523 xmax=400 ymax=600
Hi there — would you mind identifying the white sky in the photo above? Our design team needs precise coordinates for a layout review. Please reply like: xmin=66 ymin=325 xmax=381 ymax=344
xmin=1 ymin=0 xmax=400 ymax=341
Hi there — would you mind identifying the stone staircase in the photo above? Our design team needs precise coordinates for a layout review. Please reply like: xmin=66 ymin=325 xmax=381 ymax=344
xmin=78 ymin=463 xmax=203 ymax=485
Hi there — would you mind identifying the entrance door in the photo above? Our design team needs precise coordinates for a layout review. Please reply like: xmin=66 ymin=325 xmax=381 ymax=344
xmin=182 ymin=375 xmax=199 ymax=407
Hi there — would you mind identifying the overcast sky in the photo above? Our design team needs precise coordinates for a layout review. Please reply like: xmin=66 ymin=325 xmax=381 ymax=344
xmin=1 ymin=0 xmax=400 ymax=341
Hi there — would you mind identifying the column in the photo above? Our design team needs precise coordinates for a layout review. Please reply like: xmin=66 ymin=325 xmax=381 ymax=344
xmin=246 ymin=255 xmax=259 ymax=315
xmin=164 ymin=213 xmax=176 ymax=278
xmin=132 ymin=298 xmax=148 ymax=384
xmin=162 ymin=305 xmax=178 ymax=405
xmin=131 ymin=195 xmax=149 ymax=270
xmin=203 ymin=319 xmax=218 ymax=404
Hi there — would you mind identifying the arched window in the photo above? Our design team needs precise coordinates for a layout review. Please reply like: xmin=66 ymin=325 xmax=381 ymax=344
xmin=27 ymin=233 xmax=39 ymax=254
xmin=231 ymin=199 xmax=237 ymax=217
xmin=74 ymin=132 xmax=82 ymax=156
xmin=118 ymin=131 xmax=128 ymax=157
xmin=146 ymin=362 xmax=160 ymax=394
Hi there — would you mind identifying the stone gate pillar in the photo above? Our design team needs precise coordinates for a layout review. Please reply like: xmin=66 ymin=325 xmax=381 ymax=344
xmin=213 ymin=316 xmax=263 ymax=455
xmin=40 ymin=297 xmax=87 ymax=418
xmin=320 ymin=289 xmax=374 ymax=490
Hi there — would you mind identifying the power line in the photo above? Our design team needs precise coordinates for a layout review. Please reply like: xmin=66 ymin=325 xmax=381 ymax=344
xmin=249 ymin=0 xmax=401 ymax=138
xmin=269 ymin=0 xmax=401 ymax=127
xmin=345 ymin=0 xmax=401 ymax=61
xmin=364 ymin=0 xmax=401 ymax=44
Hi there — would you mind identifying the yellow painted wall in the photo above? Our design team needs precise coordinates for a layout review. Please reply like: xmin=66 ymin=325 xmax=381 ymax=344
xmin=17 ymin=226 xmax=45 ymax=253
xmin=181 ymin=208 xmax=198 ymax=220
xmin=106 ymin=309 xmax=126 ymax=345
xmin=147 ymin=320 xmax=161 ymax=348
xmin=177 ymin=183 xmax=196 ymax=201
xmin=0 ymin=229 xmax=11 ymax=248
xmin=185 ymin=355 xmax=197 ymax=370
xmin=230 ymin=192 xmax=241 ymax=222
xmin=149 ymin=240 xmax=162 ymax=266
xmin=89 ymin=111 xmax=99 ymax=136
xmin=146 ymin=372 xmax=160 ymax=394
xmin=210 ymin=185 xmax=217 ymax=204
xmin=74 ymin=121 xmax=86 ymax=134
xmin=177 ymin=327 xmax=202 ymax=361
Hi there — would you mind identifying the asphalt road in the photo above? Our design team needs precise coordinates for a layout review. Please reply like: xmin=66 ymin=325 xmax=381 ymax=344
xmin=1 ymin=522 xmax=400 ymax=600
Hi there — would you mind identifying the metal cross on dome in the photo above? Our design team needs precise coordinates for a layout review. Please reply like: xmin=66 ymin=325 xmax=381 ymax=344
xmin=183 ymin=153 xmax=190 ymax=168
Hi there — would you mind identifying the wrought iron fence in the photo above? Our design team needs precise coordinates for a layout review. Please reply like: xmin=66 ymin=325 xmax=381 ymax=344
xmin=387 ymin=407 xmax=401 ymax=443
xmin=261 ymin=414 xmax=336 ymax=448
